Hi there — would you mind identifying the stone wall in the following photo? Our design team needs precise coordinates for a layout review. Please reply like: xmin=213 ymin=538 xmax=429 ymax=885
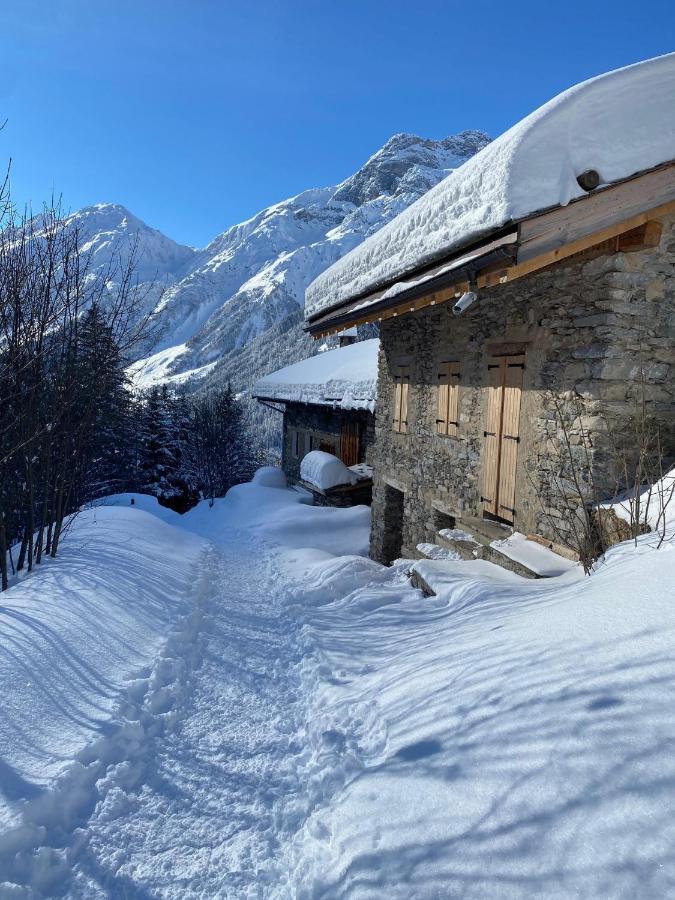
xmin=370 ymin=214 xmax=675 ymax=562
xmin=281 ymin=403 xmax=375 ymax=483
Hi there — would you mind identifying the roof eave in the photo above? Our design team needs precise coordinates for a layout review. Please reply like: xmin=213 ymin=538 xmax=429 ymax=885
xmin=306 ymin=159 xmax=675 ymax=336
xmin=306 ymin=232 xmax=518 ymax=334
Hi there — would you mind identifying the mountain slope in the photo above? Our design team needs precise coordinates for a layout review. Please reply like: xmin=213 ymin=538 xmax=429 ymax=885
xmin=81 ymin=131 xmax=489 ymax=388
xmin=168 ymin=131 xmax=490 ymax=379
xmin=65 ymin=132 xmax=490 ymax=443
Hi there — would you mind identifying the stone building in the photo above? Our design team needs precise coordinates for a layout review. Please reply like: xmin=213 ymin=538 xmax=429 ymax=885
xmin=252 ymin=338 xmax=378 ymax=484
xmin=304 ymin=55 xmax=675 ymax=564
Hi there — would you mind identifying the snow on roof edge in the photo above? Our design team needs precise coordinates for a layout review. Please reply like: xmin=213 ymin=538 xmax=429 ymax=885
xmin=306 ymin=53 xmax=675 ymax=320
xmin=252 ymin=338 xmax=379 ymax=412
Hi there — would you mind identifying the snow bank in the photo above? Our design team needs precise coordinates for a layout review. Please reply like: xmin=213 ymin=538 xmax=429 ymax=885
xmin=300 ymin=450 xmax=359 ymax=490
xmin=0 ymin=507 xmax=207 ymax=887
xmin=96 ymin=492 xmax=183 ymax=524
xmin=251 ymin=466 xmax=288 ymax=488
xmin=306 ymin=53 xmax=675 ymax=317
xmin=181 ymin=480 xmax=371 ymax=562
xmin=287 ymin=534 xmax=675 ymax=897
xmin=252 ymin=338 xmax=379 ymax=411
xmin=600 ymin=465 xmax=675 ymax=535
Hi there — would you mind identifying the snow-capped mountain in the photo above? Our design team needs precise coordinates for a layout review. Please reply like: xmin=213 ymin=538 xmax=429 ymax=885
xmin=70 ymin=131 xmax=490 ymax=396
xmin=65 ymin=202 xmax=197 ymax=284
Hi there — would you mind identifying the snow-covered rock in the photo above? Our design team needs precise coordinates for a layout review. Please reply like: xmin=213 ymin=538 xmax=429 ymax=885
xmin=252 ymin=337 xmax=379 ymax=411
xmin=306 ymin=52 xmax=675 ymax=317
xmin=300 ymin=451 xmax=359 ymax=490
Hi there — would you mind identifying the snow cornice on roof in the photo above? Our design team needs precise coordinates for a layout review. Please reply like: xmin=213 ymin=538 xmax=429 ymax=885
xmin=252 ymin=338 xmax=380 ymax=412
xmin=305 ymin=53 xmax=675 ymax=331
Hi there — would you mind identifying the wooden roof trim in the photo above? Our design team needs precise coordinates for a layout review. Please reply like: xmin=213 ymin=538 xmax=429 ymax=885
xmin=306 ymin=228 xmax=518 ymax=328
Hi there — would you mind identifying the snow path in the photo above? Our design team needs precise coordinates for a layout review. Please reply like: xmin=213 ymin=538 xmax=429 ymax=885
xmin=70 ymin=537 xmax=307 ymax=898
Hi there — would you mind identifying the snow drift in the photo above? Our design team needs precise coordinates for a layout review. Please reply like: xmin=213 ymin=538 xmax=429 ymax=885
xmin=0 ymin=504 xmax=207 ymax=891
xmin=300 ymin=451 xmax=359 ymax=490
xmin=306 ymin=52 xmax=675 ymax=317
xmin=286 ymin=535 xmax=675 ymax=898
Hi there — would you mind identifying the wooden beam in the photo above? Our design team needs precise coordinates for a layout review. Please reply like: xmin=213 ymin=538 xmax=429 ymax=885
xmin=483 ymin=207 xmax=674 ymax=289
xmin=518 ymin=163 xmax=675 ymax=263
xmin=617 ymin=219 xmax=662 ymax=252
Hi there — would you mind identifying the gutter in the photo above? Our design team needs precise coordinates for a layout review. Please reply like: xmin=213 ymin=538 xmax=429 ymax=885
xmin=305 ymin=233 xmax=518 ymax=334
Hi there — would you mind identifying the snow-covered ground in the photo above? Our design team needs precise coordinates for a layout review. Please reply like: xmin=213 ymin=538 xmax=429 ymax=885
xmin=1 ymin=477 xmax=674 ymax=897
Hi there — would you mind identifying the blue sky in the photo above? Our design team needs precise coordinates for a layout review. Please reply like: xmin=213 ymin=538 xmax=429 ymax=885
xmin=2 ymin=1 xmax=673 ymax=247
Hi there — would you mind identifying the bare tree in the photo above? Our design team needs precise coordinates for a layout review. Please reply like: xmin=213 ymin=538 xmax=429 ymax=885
xmin=529 ymin=374 xmax=673 ymax=574
xmin=0 ymin=187 xmax=158 ymax=589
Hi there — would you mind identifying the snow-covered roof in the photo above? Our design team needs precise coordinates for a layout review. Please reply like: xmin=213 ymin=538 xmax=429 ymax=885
xmin=306 ymin=53 xmax=675 ymax=320
xmin=252 ymin=338 xmax=379 ymax=411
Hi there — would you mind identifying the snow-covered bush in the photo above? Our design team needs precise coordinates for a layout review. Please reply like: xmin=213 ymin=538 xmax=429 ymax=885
xmin=300 ymin=451 xmax=358 ymax=490
xmin=252 ymin=466 xmax=288 ymax=488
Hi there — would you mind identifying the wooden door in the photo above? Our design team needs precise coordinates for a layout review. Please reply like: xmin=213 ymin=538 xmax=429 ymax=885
xmin=497 ymin=356 xmax=525 ymax=520
xmin=481 ymin=354 xmax=525 ymax=523
xmin=340 ymin=420 xmax=360 ymax=467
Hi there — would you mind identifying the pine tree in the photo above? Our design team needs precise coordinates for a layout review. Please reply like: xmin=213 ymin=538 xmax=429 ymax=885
xmin=187 ymin=384 xmax=257 ymax=502
xmin=138 ymin=385 xmax=199 ymax=512
xmin=75 ymin=303 xmax=135 ymax=500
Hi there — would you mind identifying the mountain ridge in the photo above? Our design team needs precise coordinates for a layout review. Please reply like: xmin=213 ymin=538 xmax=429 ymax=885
xmin=66 ymin=130 xmax=491 ymax=439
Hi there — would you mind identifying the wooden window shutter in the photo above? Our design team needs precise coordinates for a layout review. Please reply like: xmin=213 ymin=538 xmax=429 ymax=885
xmin=393 ymin=366 xmax=410 ymax=433
xmin=399 ymin=368 xmax=409 ymax=433
xmin=481 ymin=360 xmax=504 ymax=516
xmin=497 ymin=355 xmax=525 ymax=520
xmin=393 ymin=375 xmax=401 ymax=432
xmin=437 ymin=362 xmax=460 ymax=437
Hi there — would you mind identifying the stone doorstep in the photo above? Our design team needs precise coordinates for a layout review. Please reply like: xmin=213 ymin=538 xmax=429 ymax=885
xmin=410 ymin=567 xmax=436 ymax=596
xmin=481 ymin=545 xmax=539 ymax=579
xmin=435 ymin=531 xmax=482 ymax=561
xmin=458 ymin=516 xmax=514 ymax=546
xmin=422 ymin=515 xmax=552 ymax=582
xmin=412 ymin=540 xmax=538 ymax=593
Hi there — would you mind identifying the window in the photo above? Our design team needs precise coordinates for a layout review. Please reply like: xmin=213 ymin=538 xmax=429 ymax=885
xmin=291 ymin=429 xmax=311 ymax=459
xmin=436 ymin=361 xmax=461 ymax=437
xmin=392 ymin=366 xmax=410 ymax=434
xmin=291 ymin=429 xmax=301 ymax=459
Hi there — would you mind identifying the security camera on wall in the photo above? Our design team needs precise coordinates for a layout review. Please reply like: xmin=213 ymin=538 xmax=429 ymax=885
xmin=452 ymin=290 xmax=478 ymax=316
